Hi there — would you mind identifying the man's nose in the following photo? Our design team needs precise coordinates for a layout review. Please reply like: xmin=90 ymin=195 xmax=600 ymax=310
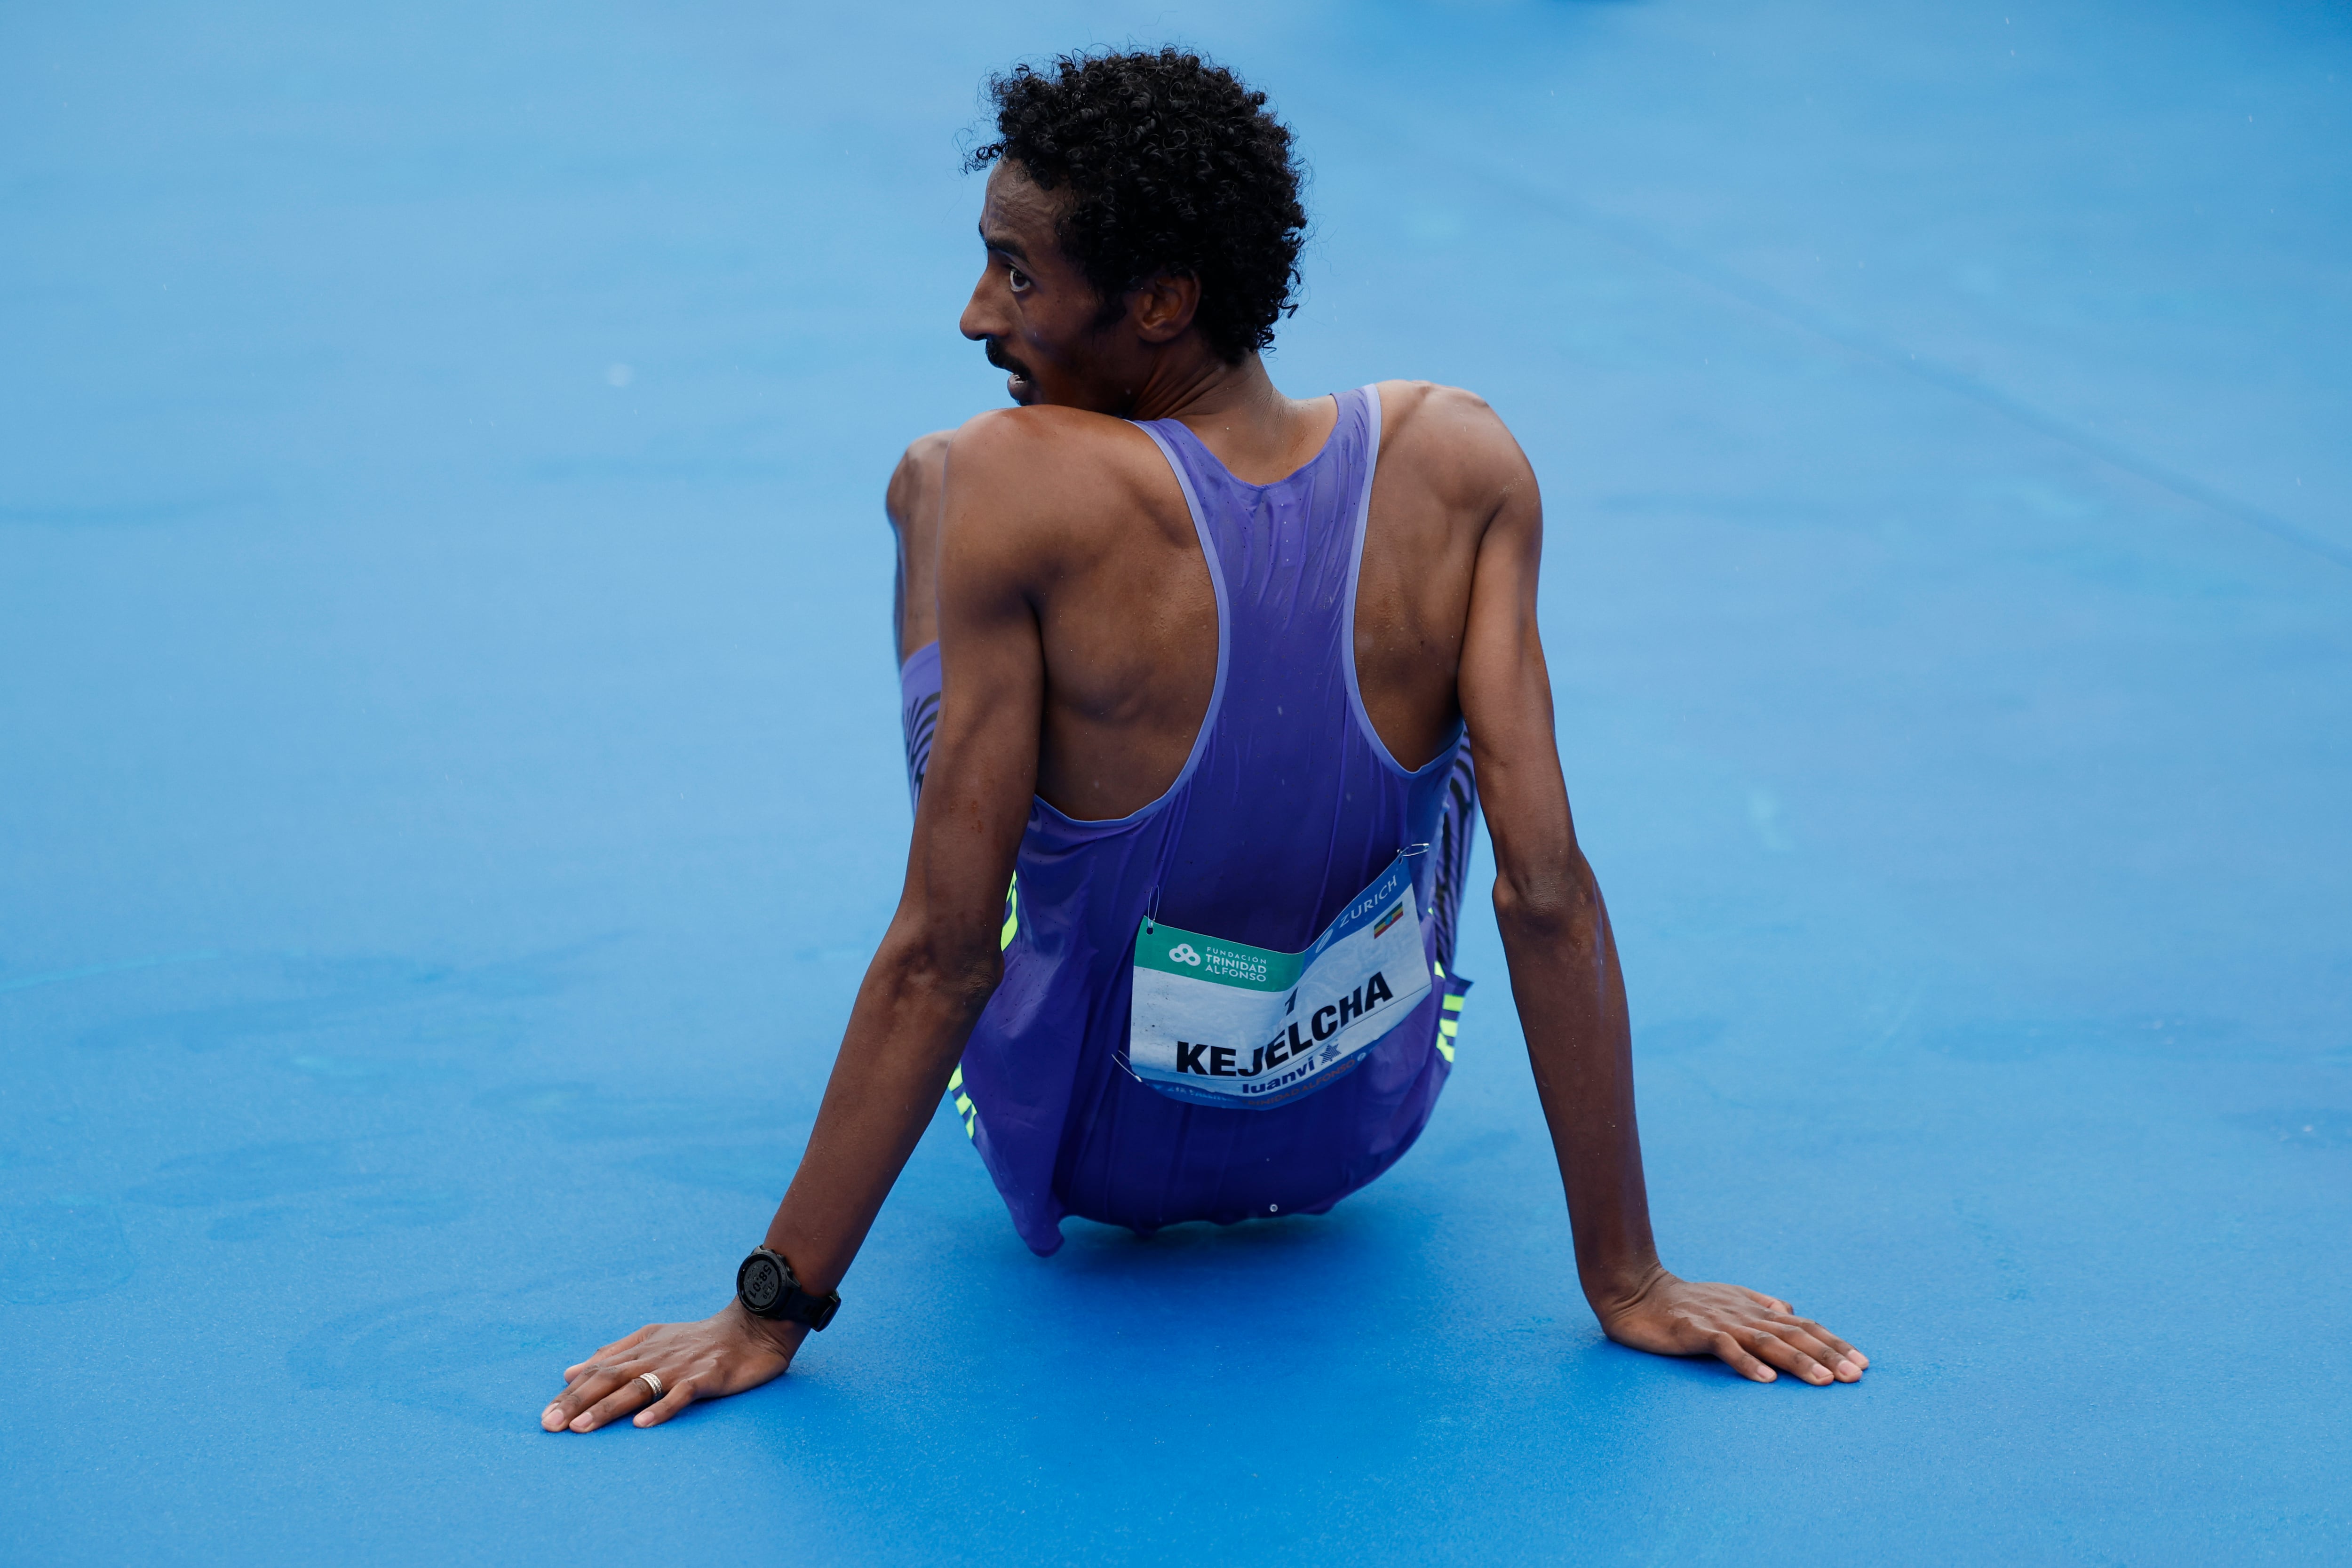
xmin=959 ymin=275 xmax=1004 ymax=342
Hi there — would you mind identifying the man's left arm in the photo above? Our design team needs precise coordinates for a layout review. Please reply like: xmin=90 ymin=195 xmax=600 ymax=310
xmin=539 ymin=413 xmax=1049 ymax=1433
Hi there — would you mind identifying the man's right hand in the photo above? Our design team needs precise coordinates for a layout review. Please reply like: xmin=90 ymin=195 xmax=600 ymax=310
xmin=1594 ymin=1268 xmax=1867 ymax=1385
xmin=540 ymin=1301 xmax=803 ymax=1433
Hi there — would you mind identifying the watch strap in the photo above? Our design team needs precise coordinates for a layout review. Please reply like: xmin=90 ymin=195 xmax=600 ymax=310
xmin=736 ymin=1246 xmax=840 ymax=1330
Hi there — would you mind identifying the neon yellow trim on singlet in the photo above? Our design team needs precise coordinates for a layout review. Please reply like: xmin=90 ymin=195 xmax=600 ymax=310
xmin=960 ymin=877 xmax=1017 ymax=1137
xmin=1436 ymin=988 xmax=1464 ymax=1062
xmin=947 ymin=1064 xmax=977 ymax=1138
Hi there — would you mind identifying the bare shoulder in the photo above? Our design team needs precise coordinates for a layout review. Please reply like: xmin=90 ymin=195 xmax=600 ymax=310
xmin=945 ymin=405 xmax=1170 ymax=539
xmin=884 ymin=429 xmax=955 ymax=535
xmin=947 ymin=403 xmax=1153 ymax=470
xmin=1372 ymin=380 xmax=1537 ymax=514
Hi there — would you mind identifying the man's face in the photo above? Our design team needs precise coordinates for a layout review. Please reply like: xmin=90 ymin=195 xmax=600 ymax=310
xmin=959 ymin=162 xmax=1132 ymax=412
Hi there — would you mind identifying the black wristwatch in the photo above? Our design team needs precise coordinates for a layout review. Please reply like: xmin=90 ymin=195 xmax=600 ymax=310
xmin=735 ymin=1247 xmax=840 ymax=1330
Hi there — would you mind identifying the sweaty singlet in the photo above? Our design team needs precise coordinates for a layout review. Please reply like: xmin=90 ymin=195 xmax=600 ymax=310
xmin=898 ymin=385 xmax=1479 ymax=1255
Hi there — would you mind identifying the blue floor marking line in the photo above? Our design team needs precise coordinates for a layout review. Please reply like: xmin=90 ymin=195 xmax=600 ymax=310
xmin=1535 ymin=197 xmax=2352 ymax=576
xmin=0 ymin=951 xmax=224 ymax=995
xmin=1327 ymin=113 xmax=2352 ymax=576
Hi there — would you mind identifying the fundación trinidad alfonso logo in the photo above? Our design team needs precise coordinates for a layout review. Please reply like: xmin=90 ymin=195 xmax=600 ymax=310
xmin=1167 ymin=942 xmax=1202 ymax=966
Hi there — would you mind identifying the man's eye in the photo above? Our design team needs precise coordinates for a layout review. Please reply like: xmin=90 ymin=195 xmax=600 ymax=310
xmin=1008 ymin=267 xmax=1031 ymax=291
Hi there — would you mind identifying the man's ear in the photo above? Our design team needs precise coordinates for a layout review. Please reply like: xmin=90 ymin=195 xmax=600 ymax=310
xmin=1129 ymin=272 xmax=1201 ymax=343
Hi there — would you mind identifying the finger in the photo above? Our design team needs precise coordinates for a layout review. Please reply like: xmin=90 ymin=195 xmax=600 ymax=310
xmin=1765 ymin=1314 xmax=1867 ymax=1374
xmin=1748 ymin=1328 xmax=1836 ymax=1386
xmin=1739 ymin=1287 xmax=1792 ymax=1314
xmin=1709 ymin=1330 xmax=1777 ymax=1383
xmin=544 ymin=1363 xmax=631 ymax=1431
xmin=632 ymin=1377 xmax=699 ymax=1429
xmin=543 ymin=1364 xmax=611 ymax=1430
xmin=1774 ymin=1325 xmax=1864 ymax=1382
xmin=572 ymin=1367 xmax=659 ymax=1433
xmin=565 ymin=1325 xmax=653 ymax=1381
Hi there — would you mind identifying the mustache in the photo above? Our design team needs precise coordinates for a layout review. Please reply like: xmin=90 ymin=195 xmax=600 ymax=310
xmin=982 ymin=338 xmax=1034 ymax=382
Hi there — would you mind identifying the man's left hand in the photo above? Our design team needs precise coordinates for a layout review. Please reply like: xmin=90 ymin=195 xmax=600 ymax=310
xmin=540 ymin=1302 xmax=802 ymax=1432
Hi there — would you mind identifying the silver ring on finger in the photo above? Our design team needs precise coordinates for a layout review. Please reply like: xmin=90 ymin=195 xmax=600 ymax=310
xmin=636 ymin=1371 xmax=663 ymax=1400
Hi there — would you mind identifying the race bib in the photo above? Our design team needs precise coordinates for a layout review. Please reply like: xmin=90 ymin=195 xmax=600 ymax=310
xmin=1128 ymin=855 xmax=1433 ymax=1109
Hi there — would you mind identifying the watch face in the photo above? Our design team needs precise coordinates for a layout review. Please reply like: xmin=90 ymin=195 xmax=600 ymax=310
xmin=740 ymin=1253 xmax=785 ymax=1313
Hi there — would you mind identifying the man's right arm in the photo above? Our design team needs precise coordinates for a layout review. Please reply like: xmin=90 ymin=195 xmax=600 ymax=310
xmin=1450 ymin=401 xmax=1867 ymax=1386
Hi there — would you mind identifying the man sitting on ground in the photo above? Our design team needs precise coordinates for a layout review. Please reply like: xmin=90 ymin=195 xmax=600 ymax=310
xmin=542 ymin=48 xmax=1864 ymax=1434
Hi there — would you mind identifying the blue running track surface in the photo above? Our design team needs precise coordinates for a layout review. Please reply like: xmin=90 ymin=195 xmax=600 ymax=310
xmin=3 ymin=2 xmax=2347 ymax=1562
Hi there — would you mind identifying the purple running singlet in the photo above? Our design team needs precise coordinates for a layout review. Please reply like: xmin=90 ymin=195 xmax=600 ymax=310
xmin=898 ymin=385 xmax=1479 ymax=1255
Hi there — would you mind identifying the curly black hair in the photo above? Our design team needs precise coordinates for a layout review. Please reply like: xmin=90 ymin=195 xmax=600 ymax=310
xmin=967 ymin=49 xmax=1306 ymax=365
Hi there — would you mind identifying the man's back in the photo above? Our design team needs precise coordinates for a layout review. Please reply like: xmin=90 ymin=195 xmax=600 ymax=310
xmin=916 ymin=381 xmax=1481 ymax=1250
xmin=901 ymin=379 xmax=1529 ymax=820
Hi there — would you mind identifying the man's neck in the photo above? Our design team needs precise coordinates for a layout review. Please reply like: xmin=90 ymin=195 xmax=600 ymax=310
xmin=1125 ymin=350 xmax=1333 ymax=484
xmin=1123 ymin=345 xmax=1272 ymax=422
